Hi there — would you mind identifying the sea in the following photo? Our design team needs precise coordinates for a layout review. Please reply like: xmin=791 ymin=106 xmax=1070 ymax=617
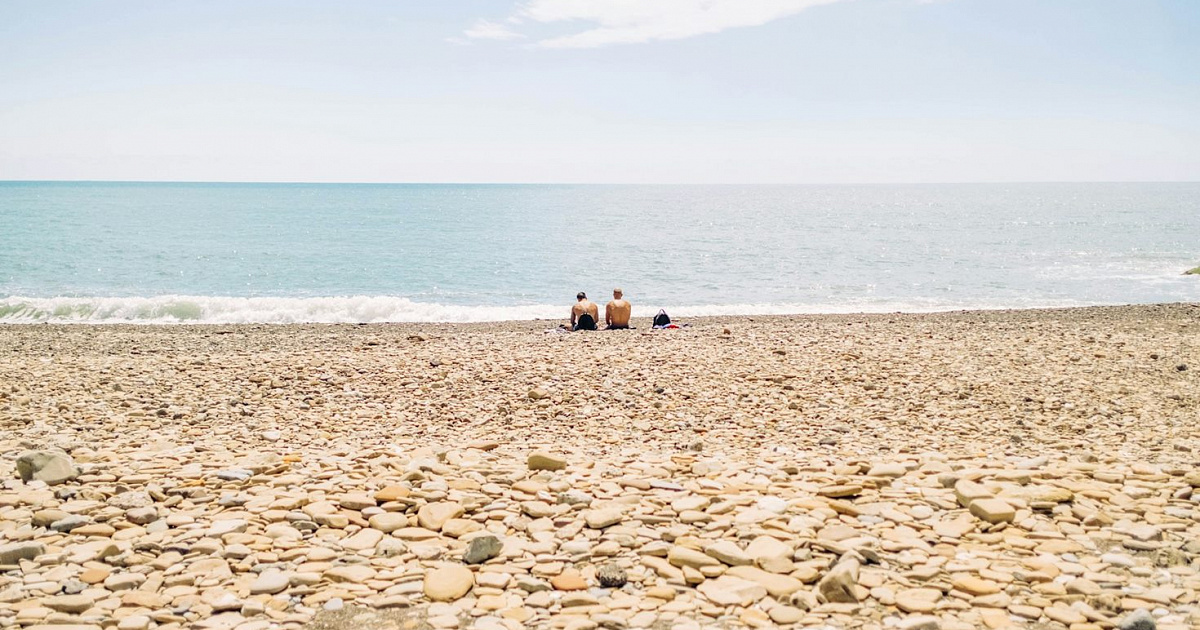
xmin=0 ymin=182 xmax=1197 ymax=324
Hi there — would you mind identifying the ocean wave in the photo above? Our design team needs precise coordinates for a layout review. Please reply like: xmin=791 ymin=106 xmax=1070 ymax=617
xmin=0 ymin=294 xmax=1108 ymax=325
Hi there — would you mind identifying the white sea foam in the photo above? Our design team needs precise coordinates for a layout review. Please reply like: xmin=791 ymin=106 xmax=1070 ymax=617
xmin=0 ymin=294 xmax=1106 ymax=325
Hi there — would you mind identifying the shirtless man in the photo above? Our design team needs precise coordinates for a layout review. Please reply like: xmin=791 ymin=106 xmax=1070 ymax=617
xmin=570 ymin=292 xmax=599 ymax=331
xmin=605 ymin=288 xmax=632 ymax=329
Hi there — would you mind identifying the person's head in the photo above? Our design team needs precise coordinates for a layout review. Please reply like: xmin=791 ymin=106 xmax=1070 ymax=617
xmin=577 ymin=292 xmax=587 ymax=301
xmin=613 ymin=288 xmax=623 ymax=299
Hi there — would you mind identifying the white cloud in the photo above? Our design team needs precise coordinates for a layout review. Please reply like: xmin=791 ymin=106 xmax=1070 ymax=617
xmin=463 ymin=19 xmax=527 ymax=41
xmin=461 ymin=0 xmax=850 ymax=49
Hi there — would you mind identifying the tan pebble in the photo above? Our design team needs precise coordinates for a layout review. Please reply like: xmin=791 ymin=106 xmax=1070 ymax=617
xmin=424 ymin=565 xmax=475 ymax=601
xmin=768 ymin=605 xmax=804 ymax=624
xmin=895 ymin=588 xmax=941 ymax=613
xmin=374 ymin=485 xmax=410 ymax=502
xmin=696 ymin=575 xmax=767 ymax=606
xmin=816 ymin=559 xmax=860 ymax=603
xmin=527 ymin=451 xmax=567 ymax=471
xmin=950 ymin=574 xmax=1001 ymax=596
xmin=969 ymin=498 xmax=1016 ymax=524
xmin=667 ymin=546 xmax=721 ymax=569
xmin=818 ymin=485 xmax=862 ymax=498
xmin=550 ymin=570 xmax=587 ymax=591
xmin=417 ymin=501 xmax=465 ymax=531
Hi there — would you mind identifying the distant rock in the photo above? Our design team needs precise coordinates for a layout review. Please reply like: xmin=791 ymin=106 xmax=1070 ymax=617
xmin=15 ymin=450 xmax=79 ymax=485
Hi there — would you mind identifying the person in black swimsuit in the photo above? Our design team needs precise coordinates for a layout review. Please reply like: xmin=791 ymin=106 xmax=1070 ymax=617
xmin=570 ymin=292 xmax=599 ymax=331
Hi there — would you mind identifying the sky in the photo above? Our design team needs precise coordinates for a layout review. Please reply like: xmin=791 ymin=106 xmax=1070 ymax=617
xmin=0 ymin=0 xmax=1197 ymax=184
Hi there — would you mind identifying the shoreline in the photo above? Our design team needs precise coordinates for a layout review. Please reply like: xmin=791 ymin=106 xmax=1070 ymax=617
xmin=2 ymin=297 xmax=1198 ymax=326
xmin=1 ymin=301 xmax=1198 ymax=629
xmin=1 ymin=300 xmax=1197 ymax=329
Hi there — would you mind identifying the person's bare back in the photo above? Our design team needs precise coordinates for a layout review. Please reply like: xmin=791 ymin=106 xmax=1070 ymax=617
xmin=605 ymin=288 xmax=632 ymax=329
xmin=570 ymin=292 xmax=599 ymax=330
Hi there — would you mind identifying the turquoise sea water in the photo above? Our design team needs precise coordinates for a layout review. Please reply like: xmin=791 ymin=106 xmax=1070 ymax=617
xmin=0 ymin=182 xmax=1197 ymax=323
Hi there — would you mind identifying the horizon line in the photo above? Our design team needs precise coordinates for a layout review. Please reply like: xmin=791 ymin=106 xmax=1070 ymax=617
xmin=2 ymin=179 xmax=1199 ymax=186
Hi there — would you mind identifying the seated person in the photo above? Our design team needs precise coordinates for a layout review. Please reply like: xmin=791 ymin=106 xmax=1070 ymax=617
xmin=570 ymin=292 xmax=599 ymax=331
xmin=605 ymin=288 xmax=632 ymax=329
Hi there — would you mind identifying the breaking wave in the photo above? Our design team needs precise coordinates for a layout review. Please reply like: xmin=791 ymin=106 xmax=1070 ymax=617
xmin=0 ymin=294 xmax=1103 ymax=325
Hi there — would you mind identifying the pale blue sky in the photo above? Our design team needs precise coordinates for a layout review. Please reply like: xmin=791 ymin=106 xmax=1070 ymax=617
xmin=1 ymin=0 xmax=1197 ymax=183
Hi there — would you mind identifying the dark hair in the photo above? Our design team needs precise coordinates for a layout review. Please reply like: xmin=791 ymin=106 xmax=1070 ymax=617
xmin=577 ymin=292 xmax=587 ymax=300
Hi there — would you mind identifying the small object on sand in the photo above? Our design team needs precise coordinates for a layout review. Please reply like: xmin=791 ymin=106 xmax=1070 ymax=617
xmin=527 ymin=451 xmax=567 ymax=471
xmin=1184 ymin=266 xmax=1200 ymax=275
xmin=16 ymin=450 xmax=80 ymax=485
xmin=597 ymin=563 xmax=627 ymax=588
xmin=1118 ymin=608 xmax=1157 ymax=630
xmin=463 ymin=535 xmax=503 ymax=564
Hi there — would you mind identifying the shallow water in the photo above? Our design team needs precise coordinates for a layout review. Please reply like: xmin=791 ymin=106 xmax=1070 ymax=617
xmin=1 ymin=182 xmax=1197 ymax=323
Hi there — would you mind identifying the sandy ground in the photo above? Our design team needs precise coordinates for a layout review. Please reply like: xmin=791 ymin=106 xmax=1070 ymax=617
xmin=1 ymin=304 xmax=1198 ymax=630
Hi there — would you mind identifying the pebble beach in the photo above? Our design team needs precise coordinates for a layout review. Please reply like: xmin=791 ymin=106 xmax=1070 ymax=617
xmin=1 ymin=304 xmax=1199 ymax=630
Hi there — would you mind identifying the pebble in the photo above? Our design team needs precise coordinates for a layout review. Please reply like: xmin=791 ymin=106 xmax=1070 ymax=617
xmin=1 ymin=308 xmax=1197 ymax=630
xmin=15 ymin=450 xmax=80 ymax=485
xmin=527 ymin=452 xmax=567 ymax=471
xmin=597 ymin=562 xmax=627 ymax=588
xmin=1119 ymin=609 xmax=1157 ymax=630
xmin=463 ymin=535 xmax=503 ymax=564
xmin=424 ymin=565 xmax=475 ymax=601
xmin=249 ymin=571 xmax=290 ymax=595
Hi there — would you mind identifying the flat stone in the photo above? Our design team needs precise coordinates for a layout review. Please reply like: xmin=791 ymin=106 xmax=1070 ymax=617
xmin=424 ymin=565 xmax=475 ymax=601
xmin=463 ymin=535 xmax=503 ymax=564
xmin=374 ymin=485 xmax=410 ymax=502
xmin=117 ymin=616 xmax=151 ymax=630
xmin=696 ymin=575 xmax=767 ymax=607
xmin=0 ymin=541 xmax=45 ymax=564
xmin=550 ymin=570 xmax=587 ymax=590
xmin=417 ymin=501 xmax=464 ymax=531
xmin=527 ymin=452 xmax=567 ymax=471
xmin=584 ymin=507 xmax=624 ymax=529
xmin=705 ymin=540 xmax=752 ymax=566
xmin=817 ymin=560 xmax=860 ymax=603
xmin=44 ymin=595 xmax=94 ymax=614
xmin=324 ymin=564 xmax=376 ymax=583
xmin=868 ymin=463 xmax=908 ymax=478
xmin=250 ymin=571 xmax=290 ymax=595
xmin=667 ymin=545 xmax=721 ymax=568
xmin=818 ymin=484 xmax=862 ymax=498
xmin=951 ymin=574 xmax=1001 ymax=596
xmin=897 ymin=616 xmax=941 ymax=630
xmin=368 ymin=512 xmax=408 ymax=533
xmin=341 ymin=528 xmax=384 ymax=551
xmin=768 ymin=606 xmax=805 ymax=624
xmin=1118 ymin=609 xmax=1157 ymax=630
xmin=954 ymin=479 xmax=993 ymax=508
xmin=125 ymin=507 xmax=158 ymax=525
xmin=969 ymin=498 xmax=1016 ymax=524
xmin=896 ymin=588 xmax=942 ymax=613
xmin=725 ymin=565 xmax=804 ymax=598
xmin=16 ymin=450 xmax=80 ymax=485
